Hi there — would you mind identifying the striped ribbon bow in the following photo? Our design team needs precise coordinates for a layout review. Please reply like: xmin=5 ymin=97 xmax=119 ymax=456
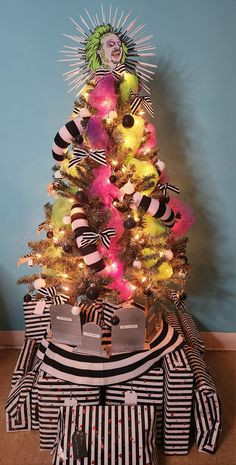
xmin=69 ymin=148 xmax=107 ymax=168
xmin=38 ymin=287 xmax=69 ymax=305
xmin=171 ymin=291 xmax=186 ymax=312
xmin=81 ymin=228 xmax=116 ymax=250
xmin=95 ymin=64 xmax=126 ymax=80
xmin=130 ymin=91 xmax=154 ymax=118
xmin=158 ymin=183 xmax=180 ymax=197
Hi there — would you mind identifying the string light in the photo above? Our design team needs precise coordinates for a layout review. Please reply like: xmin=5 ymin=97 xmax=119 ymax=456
xmin=141 ymin=277 xmax=147 ymax=283
xmin=130 ymin=283 xmax=137 ymax=291
xmin=111 ymin=159 xmax=118 ymax=167
xmin=69 ymin=198 xmax=74 ymax=203
xmin=36 ymin=253 xmax=42 ymax=258
xmin=61 ymin=273 xmax=68 ymax=279
xmin=122 ymin=165 xmax=127 ymax=173
xmin=134 ymin=233 xmax=140 ymax=240
xmin=78 ymin=262 xmax=84 ymax=269
xmin=62 ymin=285 xmax=70 ymax=291
xmin=60 ymin=230 xmax=65 ymax=235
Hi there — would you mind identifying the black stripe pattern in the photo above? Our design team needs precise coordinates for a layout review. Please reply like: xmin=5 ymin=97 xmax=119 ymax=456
xmin=52 ymin=405 xmax=158 ymax=465
xmin=52 ymin=119 xmax=86 ymax=162
xmin=95 ymin=63 xmax=126 ymax=80
xmin=69 ymin=148 xmax=107 ymax=168
xmin=23 ymin=297 xmax=51 ymax=342
xmin=37 ymin=371 xmax=100 ymax=450
xmin=132 ymin=192 xmax=176 ymax=228
xmin=130 ymin=90 xmax=154 ymax=118
xmin=81 ymin=228 xmax=116 ymax=250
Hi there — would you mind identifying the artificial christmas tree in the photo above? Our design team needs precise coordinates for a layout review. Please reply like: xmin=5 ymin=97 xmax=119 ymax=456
xmin=6 ymin=6 xmax=221 ymax=463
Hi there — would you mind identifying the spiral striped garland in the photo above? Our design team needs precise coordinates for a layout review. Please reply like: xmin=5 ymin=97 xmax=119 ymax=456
xmin=132 ymin=192 xmax=176 ymax=228
xmin=52 ymin=112 xmax=90 ymax=162
xmin=71 ymin=203 xmax=106 ymax=273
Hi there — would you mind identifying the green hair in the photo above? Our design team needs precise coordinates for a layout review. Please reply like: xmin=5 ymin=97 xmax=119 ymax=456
xmin=85 ymin=24 xmax=128 ymax=71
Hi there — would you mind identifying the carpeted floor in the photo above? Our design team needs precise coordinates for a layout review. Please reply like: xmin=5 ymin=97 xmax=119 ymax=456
xmin=0 ymin=349 xmax=235 ymax=465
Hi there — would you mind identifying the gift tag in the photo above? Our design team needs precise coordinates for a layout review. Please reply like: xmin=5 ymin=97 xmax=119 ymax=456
xmin=34 ymin=299 xmax=46 ymax=315
xmin=64 ymin=398 xmax=77 ymax=407
xmin=124 ymin=390 xmax=137 ymax=405
xmin=72 ymin=429 xmax=88 ymax=459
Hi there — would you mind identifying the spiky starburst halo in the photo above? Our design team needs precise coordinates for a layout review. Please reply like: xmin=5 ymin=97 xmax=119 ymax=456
xmin=60 ymin=4 xmax=157 ymax=96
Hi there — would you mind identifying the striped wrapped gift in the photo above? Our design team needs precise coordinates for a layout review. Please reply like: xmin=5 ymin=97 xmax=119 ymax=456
xmin=162 ymin=348 xmax=194 ymax=455
xmin=52 ymin=404 xmax=159 ymax=465
xmin=23 ymin=296 xmax=51 ymax=342
xmin=11 ymin=338 xmax=39 ymax=387
xmin=105 ymin=365 xmax=163 ymax=444
xmin=163 ymin=309 xmax=205 ymax=354
xmin=5 ymin=362 xmax=40 ymax=432
xmin=184 ymin=346 xmax=221 ymax=453
xmin=37 ymin=371 xmax=100 ymax=450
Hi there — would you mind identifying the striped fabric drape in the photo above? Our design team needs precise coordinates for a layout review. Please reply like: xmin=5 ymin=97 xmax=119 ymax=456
xmin=36 ymin=320 xmax=183 ymax=386
xmin=52 ymin=405 xmax=159 ymax=465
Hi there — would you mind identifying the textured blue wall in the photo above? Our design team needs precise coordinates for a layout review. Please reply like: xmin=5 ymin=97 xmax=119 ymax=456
xmin=0 ymin=0 xmax=235 ymax=332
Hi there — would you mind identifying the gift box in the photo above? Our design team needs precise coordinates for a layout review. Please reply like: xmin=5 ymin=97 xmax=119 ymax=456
xmin=162 ymin=348 xmax=194 ymax=455
xmin=52 ymin=404 xmax=159 ymax=465
xmin=37 ymin=371 xmax=100 ymax=450
xmin=184 ymin=346 xmax=221 ymax=453
xmin=105 ymin=364 xmax=164 ymax=444
xmin=23 ymin=296 xmax=51 ymax=342
xmin=5 ymin=338 xmax=40 ymax=432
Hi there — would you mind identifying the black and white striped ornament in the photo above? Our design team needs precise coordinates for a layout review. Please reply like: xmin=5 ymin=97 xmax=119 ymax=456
xmin=132 ymin=192 xmax=176 ymax=228
xmin=71 ymin=203 xmax=106 ymax=273
xmin=52 ymin=110 xmax=90 ymax=162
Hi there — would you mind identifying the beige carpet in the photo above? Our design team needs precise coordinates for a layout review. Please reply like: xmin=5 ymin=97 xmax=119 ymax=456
xmin=0 ymin=349 xmax=235 ymax=465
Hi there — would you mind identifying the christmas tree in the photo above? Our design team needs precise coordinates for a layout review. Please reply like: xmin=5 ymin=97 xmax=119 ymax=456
xmin=17 ymin=8 xmax=195 ymax=339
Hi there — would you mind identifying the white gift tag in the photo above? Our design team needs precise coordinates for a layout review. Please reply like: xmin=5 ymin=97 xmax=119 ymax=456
xmin=64 ymin=398 xmax=78 ymax=407
xmin=124 ymin=390 xmax=137 ymax=405
xmin=34 ymin=299 xmax=46 ymax=315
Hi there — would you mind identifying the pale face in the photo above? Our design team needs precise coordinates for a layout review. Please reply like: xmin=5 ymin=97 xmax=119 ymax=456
xmin=98 ymin=33 xmax=122 ymax=69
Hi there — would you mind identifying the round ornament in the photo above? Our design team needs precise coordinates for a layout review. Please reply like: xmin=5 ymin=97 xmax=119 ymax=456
xmin=71 ymin=305 xmax=81 ymax=316
xmin=62 ymin=243 xmax=73 ymax=254
xmin=141 ymin=248 xmax=158 ymax=269
xmin=120 ymin=180 xmax=135 ymax=195
xmin=63 ymin=215 xmax=71 ymax=225
xmin=127 ymin=158 xmax=159 ymax=196
xmin=143 ymin=214 xmax=166 ymax=237
xmin=23 ymin=294 xmax=32 ymax=303
xmin=119 ymin=72 xmax=139 ymax=102
xmin=153 ymin=262 xmax=173 ymax=282
xmin=164 ymin=249 xmax=174 ymax=261
xmin=122 ymin=114 xmax=134 ymax=128
xmin=46 ymin=231 xmax=54 ymax=239
xmin=179 ymin=255 xmax=188 ymax=264
xmin=109 ymin=174 xmax=117 ymax=184
xmin=75 ymin=190 xmax=88 ymax=203
xmin=156 ymin=159 xmax=166 ymax=172
xmin=123 ymin=217 xmax=137 ymax=230
xmin=34 ymin=278 xmax=46 ymax=289
xmin=54 ymin=170 xmax=63 ymax=179
xmin=86 ymin=285 xmax=100 ymax=300
xmin=133 ymin=259 xmax=142 ymax=269
xmin=179 ymin=292 xmax=187 ymax=301
xmin=111 ymin=315 xmax=120 ymax=326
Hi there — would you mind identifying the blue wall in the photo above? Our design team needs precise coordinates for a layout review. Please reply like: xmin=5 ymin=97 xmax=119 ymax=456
xmin=0 ymin=0 xmax=236 ymax=332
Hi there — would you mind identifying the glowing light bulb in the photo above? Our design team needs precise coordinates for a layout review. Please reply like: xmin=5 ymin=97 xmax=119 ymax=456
xmin=78 ymin=262 xmax=84 ymax=269
xmin=111 ymin=262 xmax=118 ymax=270
xmin=134 ymin=234 xmax=140 ymax=240
xmin=62 ymin=273 xmax=68 ymax=279
xmin=60 ymin=230 xmax=65 ymax=235
xmin=141 ymin=277 xmax=147 ymax=283
xmin=62 ymin=286 xmax=69 ymax=291
xmin=111 ymin=159 xmax=118 ymax=167
xmin=36 ymin=254 xmax=41 ymax=258
xmin=69 ymin=198 xmax=74 ymax=203
xmin=130 ymin=284 xmax=137 ymax=291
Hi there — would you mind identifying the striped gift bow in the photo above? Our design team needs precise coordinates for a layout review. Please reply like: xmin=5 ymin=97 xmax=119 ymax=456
xmin=130 ymin=90 xmax=154 ymax=117
xmin=171 ymin=291 xmax=186 ymax=311
xmin=81 ymin=228 xmax=116 ymax=250
xmin=38 ymin=287 xmax=69 ymax=305
xmin=95 ymin=63 xmax=126 ymax=80
xmin=157 ymin=182 xmax=180 ymax=197
xmin=69 ymin=148 xmax=107 ymax=168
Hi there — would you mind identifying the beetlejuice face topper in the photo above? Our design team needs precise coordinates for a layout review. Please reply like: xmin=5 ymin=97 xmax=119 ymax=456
xmin=61 ymin=5 xmax=156 ymax=95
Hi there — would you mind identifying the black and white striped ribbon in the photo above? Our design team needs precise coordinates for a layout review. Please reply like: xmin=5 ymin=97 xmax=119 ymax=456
xmin=130 ymin=90 xmax=154 ymax=118
xmin=158 ymin=183 xmax=180 ymax=197
xmin=81 ymin=228 xmax=116 ymax=250
xmin=69 ymin=148 xmax=107 ymax=168
xmin=132 ymin=192 xmax=176 ymax=228
xmin=38 ymin=287 xmax=69 ymax=305
xmin=171 ymin=291 xmax=186 ymax=311
xmin=95 ymin=63 xmax=126 ymax=80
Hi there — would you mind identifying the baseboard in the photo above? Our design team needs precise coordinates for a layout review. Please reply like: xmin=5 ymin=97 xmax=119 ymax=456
xmin=0 ymin=330 xmax=235 ymax=350
xmin=0 ymin=331 xmax=25 ymax=348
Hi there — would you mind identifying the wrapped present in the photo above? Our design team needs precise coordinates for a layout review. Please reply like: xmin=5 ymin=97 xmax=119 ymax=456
xmin=184 ymin=346 xmax=221 ymax=453
xmin=162 ymin=348 xmax=194 ymax=455
xmin=37 ymin=371 xmax=100 ymax=450
xmin=105 ymin=364 xmax=164 ymax=444
xmin=52 ymin=404 xmax=159 ymax=465
xmin=11 ymin=338 xmax=39 ymax=387
xmin=23 ymin=296 xmax=51 ymax=342
xmin=5 ymin=361 xmax=40 ymax=432
xmin=163 ymin=308 xmax=205 ymax=354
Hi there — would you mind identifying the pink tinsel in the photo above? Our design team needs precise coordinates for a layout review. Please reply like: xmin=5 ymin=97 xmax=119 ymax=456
xmin=137 ymin=123 xmax=157 ymax=156
xmin=169 ymin=197 xmax=195 ymax=236
xmin=159 ymin=168 xmax=169 ymax=183
xmin=88 ymin=75 xmax=117 ymax=117
xmin=89 ymin=166 xmax=122 ymax=207
xmin=87 ymin=116 xmax=111 ymax=151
